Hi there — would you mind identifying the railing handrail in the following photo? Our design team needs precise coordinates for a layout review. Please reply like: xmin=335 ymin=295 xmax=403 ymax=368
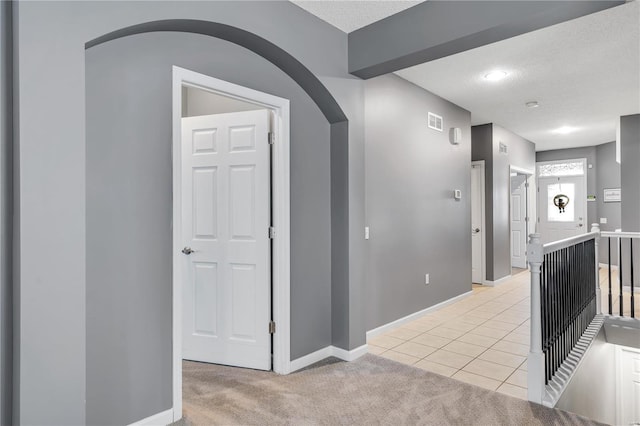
xmin=601 ymin=231 xmax=640 ymax=239
xmin=543 ymin=231 xmax=599 ymax=254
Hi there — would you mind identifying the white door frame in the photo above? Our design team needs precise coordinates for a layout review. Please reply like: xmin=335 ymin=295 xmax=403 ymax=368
xmin=509 ymin=165 xmax=534 ymax=270
xmin=171 ymin=66 xmax=291 ymax=421
xmin=471 ymin=160 xmax=486 ymax=284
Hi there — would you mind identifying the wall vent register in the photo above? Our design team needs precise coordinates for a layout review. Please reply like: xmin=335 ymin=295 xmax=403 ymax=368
xmin=428 ymin=112 xmax=443 ymax=131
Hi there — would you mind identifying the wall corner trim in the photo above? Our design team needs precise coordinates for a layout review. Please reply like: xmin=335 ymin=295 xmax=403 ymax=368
xmin=366 ymin=290 xmax=473 ymax=341
xmin=289 ymin=344 xmax=369 ymax=373
xmin=483 ymin=275 xmax=513 ymax=287
xmin=127 ymin=408 xmax=174 ymax=426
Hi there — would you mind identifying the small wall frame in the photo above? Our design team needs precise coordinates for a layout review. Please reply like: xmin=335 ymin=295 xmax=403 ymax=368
xmin=603 ymin=188 xmax=621 ymax=203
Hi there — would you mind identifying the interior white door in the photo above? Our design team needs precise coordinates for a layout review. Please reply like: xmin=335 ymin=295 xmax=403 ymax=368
xmin=471 ymin=164 xmax=484 ymax=284
xmin=181 ymin=109 xmax=271 ymax=370
xmin=511 ymin=175 xmax=528 ymax=269
xmin=619 ymin=347 xmax=640 ymax=425
xmin=538 ymin=176 xmax=586 ymax=245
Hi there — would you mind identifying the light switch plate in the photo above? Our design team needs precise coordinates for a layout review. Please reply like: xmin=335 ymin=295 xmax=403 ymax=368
xmin=600 ymin=218 xmax=607 ymax=224
xmin=365 ymin=226 xmax=370 ymax=240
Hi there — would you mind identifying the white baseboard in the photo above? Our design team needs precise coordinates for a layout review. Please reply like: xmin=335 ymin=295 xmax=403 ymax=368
xmin=484 ymin=275 xmax=512 ymax=287
xmin=128 ymin=408 xmax=174 ymax=426
xmin=366 ymin=290 xmax=473 ymax=341
xmin=290 ymin=346 xmax=334 ymax=372
xmin=289 ymin=344 xmax=369 ymax=372
xmin=332 ymin=344 xmax=368 ymax=362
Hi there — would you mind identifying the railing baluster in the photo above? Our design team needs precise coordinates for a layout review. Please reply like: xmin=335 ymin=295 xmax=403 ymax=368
xmin=619 ymin=237 xmax=624 ymax=316
xmin=631 ymin=239 xmax=635 ymax=318
xmin=608 ymin=237 xmax=612 ymax=314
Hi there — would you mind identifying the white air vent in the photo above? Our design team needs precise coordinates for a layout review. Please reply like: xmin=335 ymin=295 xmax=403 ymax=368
xmin=428 ymin=112 xmax=443 ymax=132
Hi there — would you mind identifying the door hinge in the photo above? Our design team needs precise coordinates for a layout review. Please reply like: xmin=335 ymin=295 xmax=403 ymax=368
xmin=525 ymin=182 xmax=529 ymax=188
xmin=268 ymin=132 xmax=275 ymax=145
xmin=269 ymin=226 xmax=275 ymax=239
xmin=269 ymin=321 xmax=276 ymax=334
xmin=525 ymin=216 xmax=529 ymax=222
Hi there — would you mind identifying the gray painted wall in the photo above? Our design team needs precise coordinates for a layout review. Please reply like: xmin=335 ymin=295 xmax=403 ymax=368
xmin=620 ymin=115 xmax=640 ymax=233
xmin=536 ymin=146 xmax=597 ymax=229
xmin=472 ymin=124 xmax=536 ymax=281
xmin=620 ymin=114 xmax=640 ymax=288
xmin=0 ymin=2 xmax=13 ymax=424
xmin=85 ymin=31 xmax=336 ymax=426
xmin=365 ymin=75 xmax=471 ymax=330
xmin=15 ymin=2 xmax=366 ymax=424
xmin=596 ymin=142 xmax=621 ymax=265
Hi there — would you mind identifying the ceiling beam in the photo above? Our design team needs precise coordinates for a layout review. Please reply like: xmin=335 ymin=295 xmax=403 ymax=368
xmin=348 ymin=1 xmax=625 ymax=79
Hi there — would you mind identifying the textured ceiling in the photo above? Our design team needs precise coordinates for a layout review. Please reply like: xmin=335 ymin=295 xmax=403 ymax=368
xmin=396 ymin=1 xmax=640 ymax=152
xmin=290 ymin=0 xmax=424 ymax=33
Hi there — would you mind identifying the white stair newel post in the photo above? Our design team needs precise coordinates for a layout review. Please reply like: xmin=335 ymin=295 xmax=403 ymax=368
xmin=527 ymin=233 xmax=545 ymax=404
xmin=591 ymin=224 xmax=601 ymax=314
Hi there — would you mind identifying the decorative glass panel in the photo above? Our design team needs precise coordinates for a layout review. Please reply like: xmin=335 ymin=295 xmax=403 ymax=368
xmin=538 ymin=161 xmax=584 ymax=177
xmin=547 ymin=183 xmax=575 ymax=222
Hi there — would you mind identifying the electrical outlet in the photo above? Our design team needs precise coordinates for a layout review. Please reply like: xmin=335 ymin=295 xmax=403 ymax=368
xmin=600 ymin=218 xmax=607 ymax=224
xmin=425 ymin=274 xmax=430 ymax=285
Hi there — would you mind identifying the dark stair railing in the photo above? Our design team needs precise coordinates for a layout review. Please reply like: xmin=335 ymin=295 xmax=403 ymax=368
xmin=601 ymin=230 xmax=639 ymax=319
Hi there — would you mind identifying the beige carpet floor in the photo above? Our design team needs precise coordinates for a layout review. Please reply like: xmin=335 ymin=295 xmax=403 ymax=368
xmin=178 ymin=354 xmax=599 ymax=425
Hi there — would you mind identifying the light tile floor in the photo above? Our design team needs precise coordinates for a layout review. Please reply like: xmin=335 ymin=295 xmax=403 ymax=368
xmin=368 ymin=266 xmax=638 ymax=401
xmin=369 ymin=270 xmax=531 ymax=400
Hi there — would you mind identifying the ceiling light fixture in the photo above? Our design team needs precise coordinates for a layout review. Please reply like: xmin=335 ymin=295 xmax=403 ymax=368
xmin=553 ymin=126 xmax=578 ymax=135
xmin=525 ymin=101 xmax=539 ymax=108
xmin=484 ymin=70 xmax=508 ymax=81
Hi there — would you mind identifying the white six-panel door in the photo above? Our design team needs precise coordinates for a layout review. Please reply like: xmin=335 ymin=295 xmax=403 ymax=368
xmin=471 ymin=163 xmax=484 ymax=284
xmin=181 ymin=110 xmax=271 ymax=370
xmin=511 ymin=177 xmax=528 ymax=269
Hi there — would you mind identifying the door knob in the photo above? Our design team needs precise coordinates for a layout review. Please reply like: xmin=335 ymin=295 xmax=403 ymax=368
xmin=473 ymin=228 xmax=480 ymax=233
xmin=578 ymin=224 xmax=583 ymax=228
xmin=182 ymin=247 xmax=195 ymax=255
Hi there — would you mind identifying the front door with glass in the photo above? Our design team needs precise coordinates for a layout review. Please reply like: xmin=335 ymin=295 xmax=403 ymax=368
xmin=537 ymin=159 xmax=587 ymax=244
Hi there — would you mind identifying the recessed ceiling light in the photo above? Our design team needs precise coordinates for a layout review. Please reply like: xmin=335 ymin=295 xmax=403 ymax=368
xmin=484 ymin=70 xmax=508 ymax=81
xmin=525 ymin=101 xmax=539 ymax=108
xmin=553 ymin=126 xmax=578 ymax=135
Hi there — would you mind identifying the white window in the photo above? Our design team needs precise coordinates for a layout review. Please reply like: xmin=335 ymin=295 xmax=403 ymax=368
xmin=538 ymin=161 xmax=585 ymax=177
xmin=546 ymin=182 xmax=575 ymax=222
